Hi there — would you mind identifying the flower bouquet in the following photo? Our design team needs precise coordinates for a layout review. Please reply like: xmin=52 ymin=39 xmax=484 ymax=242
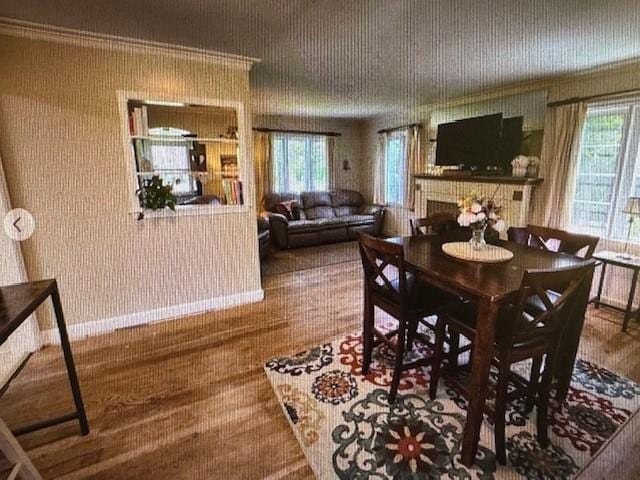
xmin=457 ymin=192 xmax=506 ymax=249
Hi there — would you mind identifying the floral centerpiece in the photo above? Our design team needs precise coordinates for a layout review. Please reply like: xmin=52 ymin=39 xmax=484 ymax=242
xmin=457 ymin=192 xmax=506 ymax=249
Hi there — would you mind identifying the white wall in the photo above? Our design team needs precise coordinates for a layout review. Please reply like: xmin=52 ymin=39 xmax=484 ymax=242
xmin=0 ymin=154 xmax=39 ymax=383
xmin=0 ymin=32 xmax=262 ymax=337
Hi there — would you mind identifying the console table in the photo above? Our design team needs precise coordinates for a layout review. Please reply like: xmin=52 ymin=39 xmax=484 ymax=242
xmin=0 ymin=280 xmax=89 ymax=436
xmin=592 ymin=251 xmax=640 ymax=332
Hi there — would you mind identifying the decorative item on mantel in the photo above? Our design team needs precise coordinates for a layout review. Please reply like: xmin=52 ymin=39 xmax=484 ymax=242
xmin=619 ymin=196 xmax=640 ymax=259
xmin=457 ymin=191 xmax=506 ymax=250
xmin=526 ymin=156 xmax=540 ymax=178
xmin=511 ymin=155 xmax=529 ymax=177
xmin=136 ymin=175 xmax=177 ymax=220
xmin=511 ymin=155 xmax=540 ymax=178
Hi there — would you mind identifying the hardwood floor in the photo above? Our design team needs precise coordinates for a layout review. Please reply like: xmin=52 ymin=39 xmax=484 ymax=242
xmin=0 ymin=259 xmax=639 ymax=479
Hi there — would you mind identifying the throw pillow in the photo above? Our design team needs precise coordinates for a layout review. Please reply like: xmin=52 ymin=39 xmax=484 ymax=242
xmin=275 ymin=200 xmax=298 ymax=220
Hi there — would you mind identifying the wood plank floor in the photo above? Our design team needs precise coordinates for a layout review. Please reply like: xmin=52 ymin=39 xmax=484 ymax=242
xmin=0 ymin=259 xmax=639 ymax=479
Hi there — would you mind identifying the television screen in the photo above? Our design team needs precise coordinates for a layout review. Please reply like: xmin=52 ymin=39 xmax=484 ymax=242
xmin=499 ymin=116 xmax=523 ymax=168
xmin=435 ymin=113 xmax=504 ymax=170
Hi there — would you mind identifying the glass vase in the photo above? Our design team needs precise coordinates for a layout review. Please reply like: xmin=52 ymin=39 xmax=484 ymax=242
xmin=469 ymin=223 xmax=487 ymax=250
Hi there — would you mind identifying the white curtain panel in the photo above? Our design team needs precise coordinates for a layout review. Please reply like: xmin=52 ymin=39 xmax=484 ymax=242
xmin=327 ymin=136 xmax=337 ymax=190
xmin=542 ymin=102 xmax=587 ymax=228
xmin=253 ymin=131 xmax=272 ymax=210
xmin=403 ymin=125 xmax=422 ymax=210
xmin=373 ymin=132 xmax=387 ymax=205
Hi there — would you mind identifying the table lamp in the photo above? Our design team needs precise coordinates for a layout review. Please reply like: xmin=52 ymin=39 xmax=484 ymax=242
xmin=620 ymin=196 xmax=640 ymax=259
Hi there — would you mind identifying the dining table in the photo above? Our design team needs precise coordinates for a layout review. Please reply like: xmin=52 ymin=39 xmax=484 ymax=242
xmin=386 ymin=234 xmax=596 ymax=467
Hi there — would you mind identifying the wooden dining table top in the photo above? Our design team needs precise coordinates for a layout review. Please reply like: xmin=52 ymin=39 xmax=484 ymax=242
xmin=386 ymin=235 xmax=596 ymax=302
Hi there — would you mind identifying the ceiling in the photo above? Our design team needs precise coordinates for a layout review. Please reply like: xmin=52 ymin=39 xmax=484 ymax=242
xmin=2 ymin=0 xmax=640 ymax=118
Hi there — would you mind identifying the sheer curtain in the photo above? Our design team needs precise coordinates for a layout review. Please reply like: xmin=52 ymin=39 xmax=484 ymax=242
xmin=373 ymin=132 xmax=387 ymax=205
xmin=541 ymin=103 xmax=588 ymax=228
xmin=404 ymin=125 xmax=422 ymax=210
xmin=253 ymin=131 xmax=272 ymax=210
xmin=327 ymin=136 xmax=337 ymax=190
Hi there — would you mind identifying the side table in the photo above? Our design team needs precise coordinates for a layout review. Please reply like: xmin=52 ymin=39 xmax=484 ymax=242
xmin=592 ymin=250 xmax=640 ymax=332
xmin=0 ymin=280 xmax=89 ymax=436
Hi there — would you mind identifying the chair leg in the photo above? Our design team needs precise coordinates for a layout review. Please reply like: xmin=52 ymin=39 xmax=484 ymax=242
xmin=447 ymin=330 xmax=460 ymax=373
xmin=406 ymin=315 xmax=418 ymax=352
xmin=429 ymin=318 xmax=446 ymax=400
xmin=389 ymin=319 xmax=406 ymax=403
xmin=536 ymin=349 xmax=556 ymax=448
xmin=362 ymin=289 xmax=374 ymax=375
xmin=494 ymin=359 xmax=511 ymax=465
xmin=525 ymin=355 xmax=543 ymax=413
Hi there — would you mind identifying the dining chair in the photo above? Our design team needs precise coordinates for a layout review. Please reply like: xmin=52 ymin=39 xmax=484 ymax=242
xmin=409 ymin=212 xmax=458 ymax=237
xmin=357 ymin=232 xmax=462 ymax=402
xmin=428 ymin=262 xmax=595 ymax=465
xmin=507 ymin=224 xmax=599 ymax=259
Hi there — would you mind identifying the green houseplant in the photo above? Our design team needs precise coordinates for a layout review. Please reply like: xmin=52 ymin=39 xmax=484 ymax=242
xmin=136 ymin=175 xmax=177 ymax=220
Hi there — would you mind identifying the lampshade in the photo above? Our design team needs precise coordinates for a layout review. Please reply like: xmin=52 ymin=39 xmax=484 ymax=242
xmin=623 ymin=197 xmax=640 ymax=215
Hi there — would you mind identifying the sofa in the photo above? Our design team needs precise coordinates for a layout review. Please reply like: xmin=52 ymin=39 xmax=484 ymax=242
xmin=257 ymin=217 xmax=271 ymax=260
xmin=262 ymin=189 xmax=385 ymax=249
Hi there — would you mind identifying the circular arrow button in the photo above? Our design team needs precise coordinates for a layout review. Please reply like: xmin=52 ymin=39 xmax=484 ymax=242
xmin=4 ymin=208 xmax=35 ymax=241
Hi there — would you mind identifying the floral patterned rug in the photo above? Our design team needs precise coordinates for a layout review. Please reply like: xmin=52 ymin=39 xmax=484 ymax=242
xmin=264 ymin=329 xmax=640 ymax=479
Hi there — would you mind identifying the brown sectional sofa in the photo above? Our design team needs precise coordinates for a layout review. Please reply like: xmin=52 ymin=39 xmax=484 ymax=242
xmin=262 ymin=189 xmax=385 ymax=249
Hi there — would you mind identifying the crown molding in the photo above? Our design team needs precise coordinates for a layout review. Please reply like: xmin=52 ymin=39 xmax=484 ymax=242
xmin=0 ymin=17 xmax=260 ymax=70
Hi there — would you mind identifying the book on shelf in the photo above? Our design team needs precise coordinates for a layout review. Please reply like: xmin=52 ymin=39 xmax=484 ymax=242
xmin=129 ymin=106 xmax=149 ymax=136
xmin=221 ymin=179 xmax=243 ymax=205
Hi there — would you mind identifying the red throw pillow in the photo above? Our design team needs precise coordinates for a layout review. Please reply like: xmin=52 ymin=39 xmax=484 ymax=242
xmin=275 ymin=200 xmax=298 ymax=220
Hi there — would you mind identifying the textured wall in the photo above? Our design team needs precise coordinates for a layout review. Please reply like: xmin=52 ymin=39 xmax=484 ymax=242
xmin=0 ymin=34 xmax=261 ymax=330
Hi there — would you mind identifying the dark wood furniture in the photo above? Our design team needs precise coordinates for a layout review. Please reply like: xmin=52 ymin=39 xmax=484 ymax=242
xmin=592 ymin=250 xmax=640 ymax=331
xmin=0 ymin=280 xmax=89 ymax=436
xmin=429 ymin=262 xmax=595 ymax=464
xmin=357 ymin=233 xmax=458 ymax=402
xmin=385 ymin=235 xmax=595 ymax=466
xmin=409 ymin=212 xmax=457 ymax=237
xmin=507 ymin=224 xmax=599 ymax=259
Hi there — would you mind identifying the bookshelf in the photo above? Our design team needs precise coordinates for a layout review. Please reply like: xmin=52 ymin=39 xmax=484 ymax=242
xmin=126 ymin=100 xmax=245 ymax=209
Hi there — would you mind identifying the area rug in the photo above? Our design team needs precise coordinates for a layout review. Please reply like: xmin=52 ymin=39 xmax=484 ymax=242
xmin=261 ymin=241 xmax=359 ymax=276
xmin=264 ymin=328 xmax=640 ymax=479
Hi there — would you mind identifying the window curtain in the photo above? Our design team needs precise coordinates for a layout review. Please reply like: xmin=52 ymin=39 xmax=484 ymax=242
xmin=327 ymin=136 xmax=337 ymax=190
xmin=403 ymin=125 xmax=422 ymax=210
xmin=541 ymin=102 xmax=587 ymax=228
xmin=253 ymin=131 xmax=272 ymax=210
xmin=373 ymin=132 xmax=387 ymax=205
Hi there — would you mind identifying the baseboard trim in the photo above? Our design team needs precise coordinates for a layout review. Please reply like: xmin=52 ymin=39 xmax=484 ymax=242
xmin=40 ymin=289 xmax=264 ymax=345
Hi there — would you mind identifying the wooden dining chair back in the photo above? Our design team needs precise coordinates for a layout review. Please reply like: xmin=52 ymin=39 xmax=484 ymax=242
xmin=357 ymin=233 xmax=461 ymax=402
xmin=358 ymin=232 xmax=408 ymax=309
xmin=429 ymin=260 xmax=596 ymax=465
xmin=409 ymin=212 xmax=457 ymax=237
xmin=507 ymin=225 xmax=599 ymax=259
xmin=505 ymin=263 xmax=595 ymax=348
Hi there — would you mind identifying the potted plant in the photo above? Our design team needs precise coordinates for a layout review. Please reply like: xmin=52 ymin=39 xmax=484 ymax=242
xmin=136 ymin=175 xmax=177 ymax=220
xmin=457 ymin=191 xmax=506 ymax=249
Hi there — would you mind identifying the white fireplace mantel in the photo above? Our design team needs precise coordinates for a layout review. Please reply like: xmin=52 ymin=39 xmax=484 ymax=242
xmin=413 ymin=174 xmax=543 ymax=230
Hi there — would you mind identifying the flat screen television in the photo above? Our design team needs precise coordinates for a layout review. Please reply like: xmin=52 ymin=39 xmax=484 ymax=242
xmin=435 ymin=113 xmax=522 ymax=172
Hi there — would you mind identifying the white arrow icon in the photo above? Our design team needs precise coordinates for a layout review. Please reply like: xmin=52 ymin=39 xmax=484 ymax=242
xmin=4 ymin=208 xmax=35 ymax=241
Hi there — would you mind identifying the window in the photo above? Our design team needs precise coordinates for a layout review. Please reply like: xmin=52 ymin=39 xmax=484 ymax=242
xmin=570 ymin=102 xmax=640 ymax=240
xmin=147 ymin=127 xmax=196 ymax=196
xmin=384 ymin=131 xmax=408 ymax=205
xmin=271 ymin=134 xmax=328 ymax=193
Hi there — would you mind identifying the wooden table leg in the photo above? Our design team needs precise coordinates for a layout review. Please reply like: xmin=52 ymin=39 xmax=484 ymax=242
xmin=623 ymin=269 xmax=639 ymax=332
xmin=461 ymin=298 xmax=499 ymax=467
xmin=555 ymin=268 xmax=594 ymax=402
xmin=594 ymin=263 xmax=606 ymax=309
xmin=50 ymin=284 xmax=90 ymax=435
